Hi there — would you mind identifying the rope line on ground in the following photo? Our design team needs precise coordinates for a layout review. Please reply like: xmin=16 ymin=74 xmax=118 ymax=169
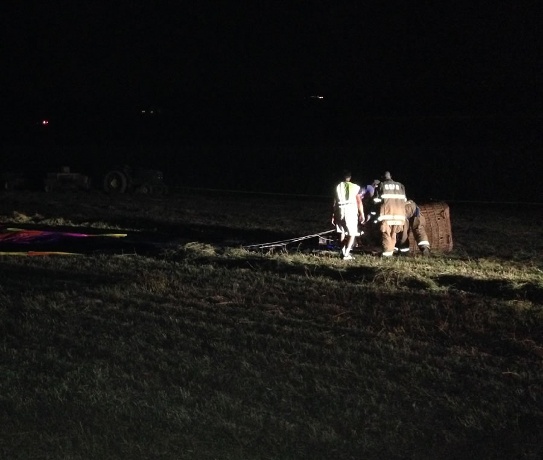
xmin=243 ymin=229 xmax=335 ymax=250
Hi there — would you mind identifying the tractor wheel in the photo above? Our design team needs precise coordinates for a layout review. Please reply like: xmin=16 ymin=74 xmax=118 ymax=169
xmin=103 ymin=170 xmax=128 ymax=194
xmin=135 ymin=183 xmax=153 ymax=195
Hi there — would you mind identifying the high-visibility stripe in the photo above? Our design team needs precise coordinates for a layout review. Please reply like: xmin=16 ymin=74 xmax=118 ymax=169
xmin=382 ymin=251 xmax=394 ymax=257
xmin=384 ymin=221 xmax=404 ymax=225
xmin=380 ymin=193 xmax=406 ymax=200
xmin=417 ymin=241 xmax=430 ymax=246
xmin=378 ymin=214 xmax=406 ymax=221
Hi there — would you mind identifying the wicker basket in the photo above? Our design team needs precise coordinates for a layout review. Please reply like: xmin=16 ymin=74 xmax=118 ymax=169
xmin=409 ymin=202 xmax=453 ymax=252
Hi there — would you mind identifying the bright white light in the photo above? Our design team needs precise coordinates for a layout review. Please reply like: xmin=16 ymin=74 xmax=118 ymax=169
xmin=42 ymin=120 xmax=49 ymax=125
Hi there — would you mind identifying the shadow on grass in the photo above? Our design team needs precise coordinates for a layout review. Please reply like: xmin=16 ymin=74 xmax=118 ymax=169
xmin=175 ymin=250 xmax=436 ymax=291
xmin=0 ymin=262 xmax=123 ymax=295
xmin=211 ymin=254 xmax=383 ymax=283
xmin=436 ymin=274 xmax=543 ymax=302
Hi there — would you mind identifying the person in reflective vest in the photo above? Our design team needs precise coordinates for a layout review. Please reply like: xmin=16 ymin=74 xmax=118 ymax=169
xmin=396 ymin=200 xmax=431 ymax=256
xmin=376 ymin=171 xmax=407 ymax=257
xmin=332 ymin=170 xmax=365 ymax=260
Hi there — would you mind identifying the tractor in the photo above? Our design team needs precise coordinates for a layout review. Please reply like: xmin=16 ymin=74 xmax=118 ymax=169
xmin=102 ymin=165 xmax=168 ymax=195
xmin=43 ymin=166 xmax=91 ymax=192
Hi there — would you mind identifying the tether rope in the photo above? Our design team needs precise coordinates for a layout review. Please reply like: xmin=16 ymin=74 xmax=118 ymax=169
xmin=243 ymin=229 xmax=335 ymax=250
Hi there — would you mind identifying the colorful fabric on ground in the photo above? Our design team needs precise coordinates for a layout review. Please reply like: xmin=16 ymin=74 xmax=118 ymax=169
xmin=0 ymin=228 xmax=126 ymax=244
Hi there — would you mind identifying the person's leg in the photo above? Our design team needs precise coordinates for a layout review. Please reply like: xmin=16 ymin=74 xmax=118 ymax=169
xmin=392 ymin=227 xmax=400 ymax=254
xmin=413 ymin=216 xmax=430 ymax=254
xmin=343 ymin=235 xmax=356 ymax=258
xmin=381 ymin=227 xmax=395 ymax=257
xmin=379 ymin=221 xmax=394 ymax=256
xmin=342 ymin=208 xmax=359 ymax=259
xmin=336 ymin=220 xmax=347 ymax=257
xmin=339 ymin=230 xmax=347 ymax=256
xmin=395 ymin=220 xmax=410 ymax=255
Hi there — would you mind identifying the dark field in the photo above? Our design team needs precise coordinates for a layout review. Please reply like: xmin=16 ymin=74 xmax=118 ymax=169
xmin=0 ymin=190 xmax=542 ymax=460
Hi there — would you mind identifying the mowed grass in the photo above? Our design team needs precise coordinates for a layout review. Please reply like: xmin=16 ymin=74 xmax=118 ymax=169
xmin=0 ymin=190 xmax=542 ymax=460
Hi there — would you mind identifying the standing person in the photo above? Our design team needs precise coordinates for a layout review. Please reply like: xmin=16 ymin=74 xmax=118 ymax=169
xmin=332 ymin=170 xmax=365 ymax=260
xmin=396 ymin=200 xmax=431 ymax=256
xmin=376 ymin=171 xmax=407 ymax=257
xmin=358 ymin=184 xmax=378 ymax=224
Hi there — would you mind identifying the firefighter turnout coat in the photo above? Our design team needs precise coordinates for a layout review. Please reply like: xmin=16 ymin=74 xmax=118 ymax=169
xmin=377 ymin=179 xmax=407 ymax=255
xmin=377 ymin=179 xmax=407 ymax=226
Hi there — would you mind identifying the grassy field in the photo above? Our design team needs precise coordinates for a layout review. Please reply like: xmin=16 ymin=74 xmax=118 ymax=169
xmin=0 ymin=190 xmax=542 ymax=460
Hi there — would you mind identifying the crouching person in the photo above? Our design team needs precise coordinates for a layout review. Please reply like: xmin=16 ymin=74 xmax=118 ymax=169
xmin=396 ymin=200 xmax=431 ymax=256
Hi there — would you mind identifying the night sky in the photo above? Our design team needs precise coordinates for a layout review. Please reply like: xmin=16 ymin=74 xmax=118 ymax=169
xmin=2 ymin=2 xmax=542 ymax=201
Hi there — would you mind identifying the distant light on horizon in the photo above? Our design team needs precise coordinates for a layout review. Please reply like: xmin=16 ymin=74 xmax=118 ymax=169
xmin=140 ymin=108 xmax=160 ymax=116
xmin=41 ymin=120 xmax=49 ymax=125
xmin=310 ymin=95 xmax=324 ymax=99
